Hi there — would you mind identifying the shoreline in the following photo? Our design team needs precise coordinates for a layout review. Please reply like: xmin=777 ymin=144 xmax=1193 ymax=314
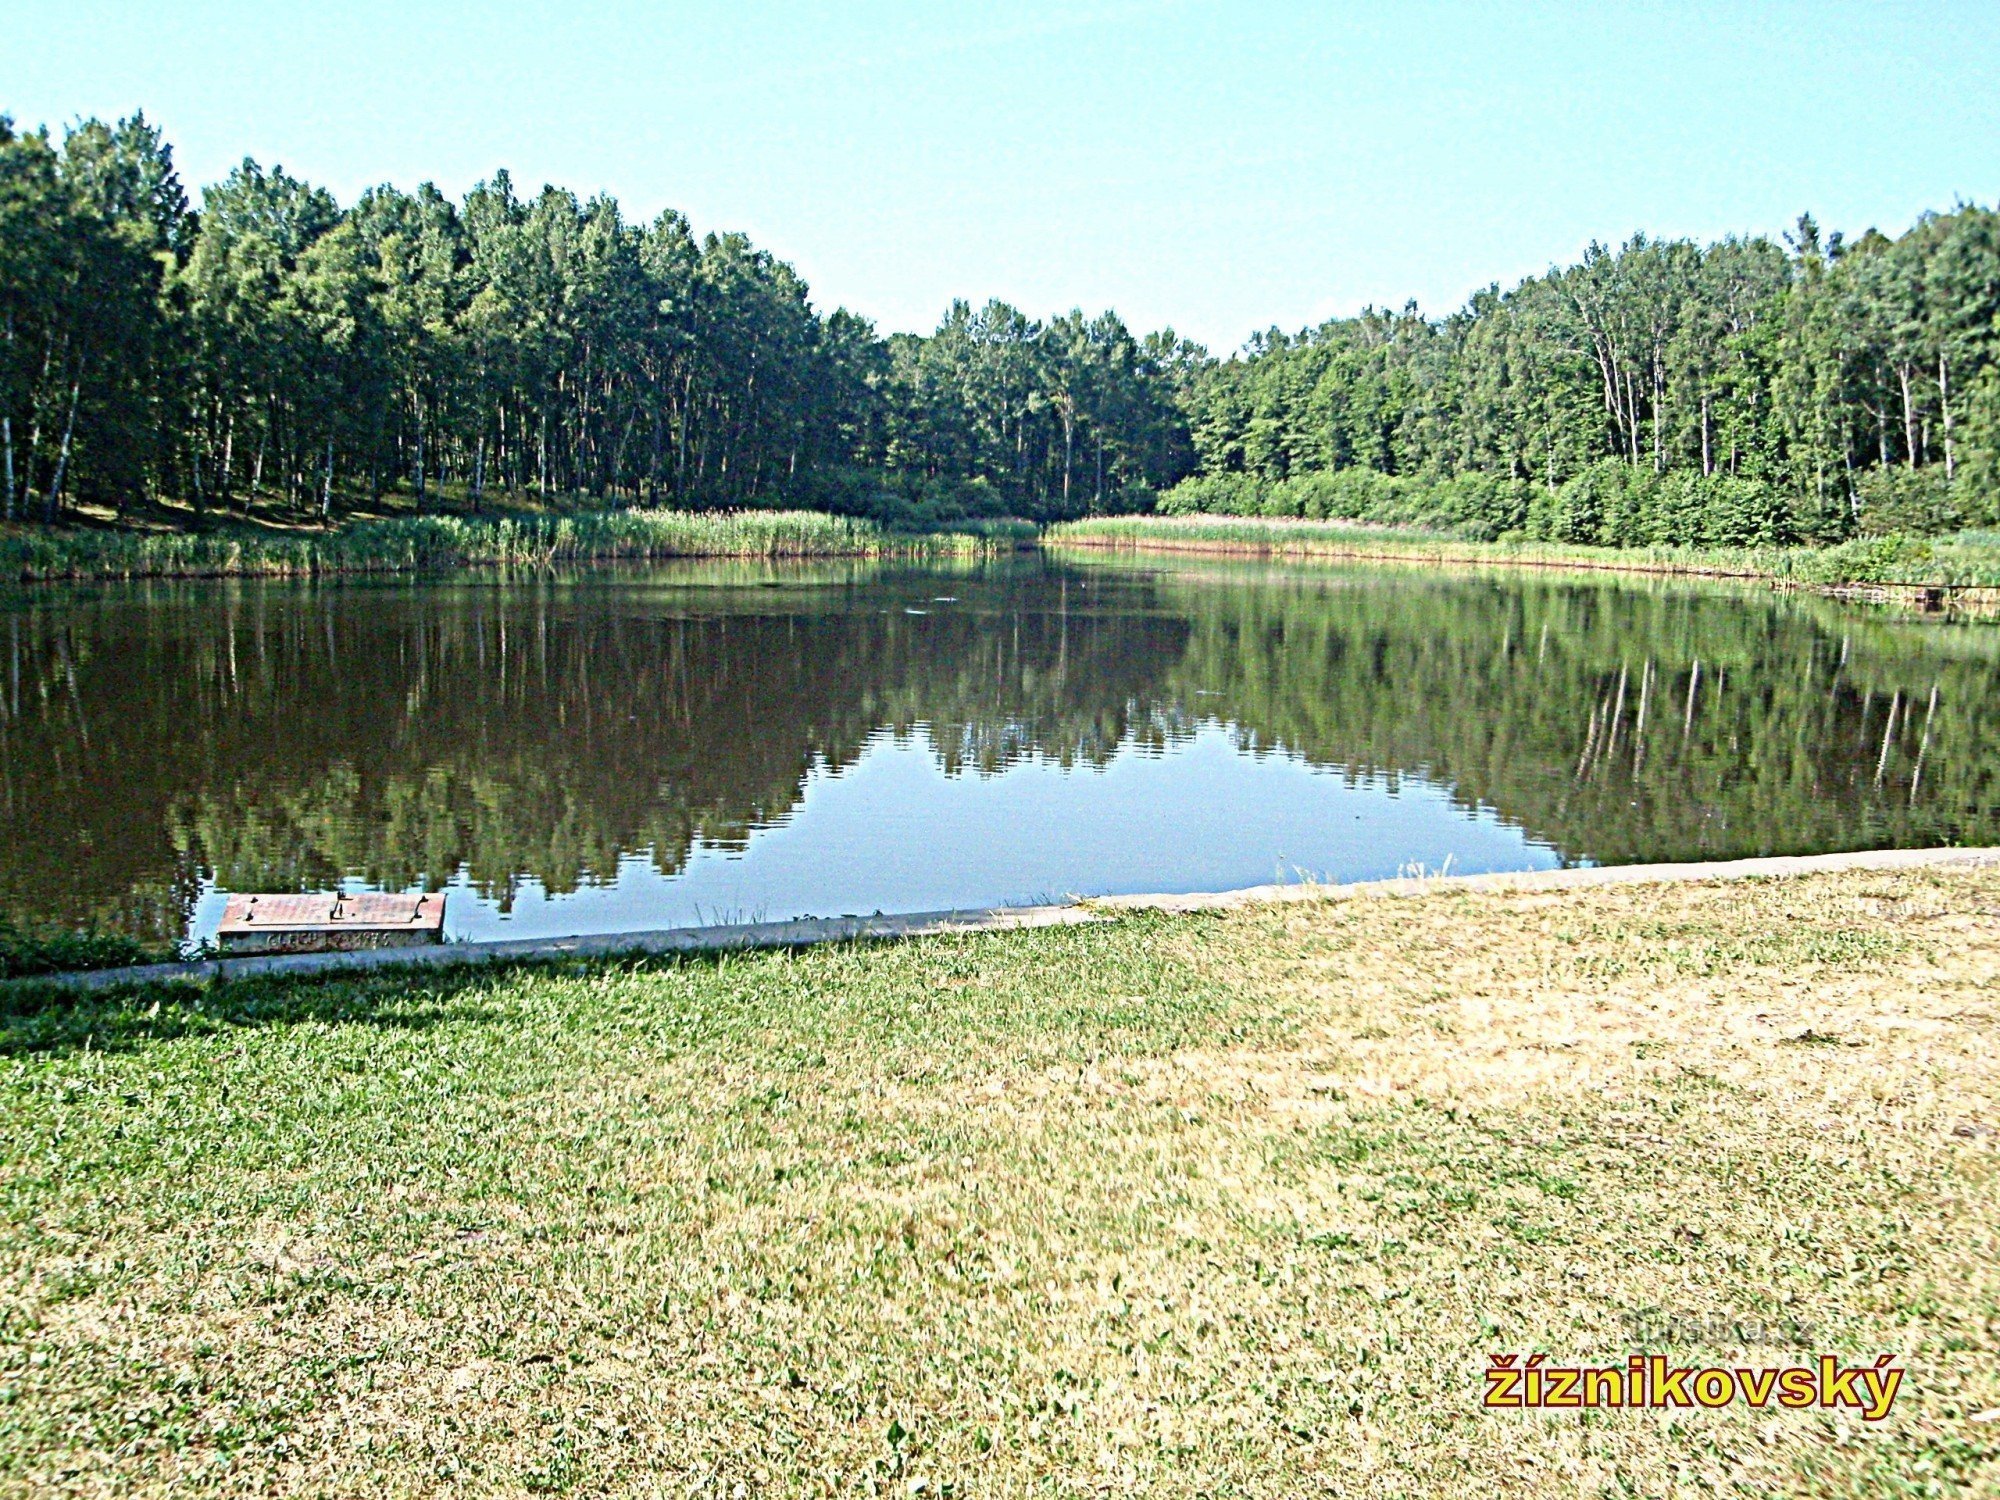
xmin=20 ymin=844 xmax=2000 ymax=992
xmin=0 ymin=510 xmax=1031 ymax=587
xmin=1051 ymin=530 xmax=1760 ymax=579
xmin=1045 ymin=528 xmax=2000 ymax=612
xmin=11 ymin=509 xmax=2000 ymax=608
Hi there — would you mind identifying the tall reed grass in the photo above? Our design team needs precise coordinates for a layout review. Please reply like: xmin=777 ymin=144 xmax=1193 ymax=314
xmin=1046 ymin=515 xmax=2000 ymax=591
xmin=2 ymin=510 xmax=1031 ymax=584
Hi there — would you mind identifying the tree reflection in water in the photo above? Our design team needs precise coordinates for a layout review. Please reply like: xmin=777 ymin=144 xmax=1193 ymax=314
xmin=3 ymin=555 xmax=1997 ymax=944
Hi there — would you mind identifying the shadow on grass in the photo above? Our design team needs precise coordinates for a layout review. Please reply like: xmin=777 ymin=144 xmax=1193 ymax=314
xmin=0 ymin=959 xmax=554 ymax=1058
xmin=0 ymin=943 xmax=807 ymax=1059
xmin=0 ymin=914 xmax=1219 ymax=1062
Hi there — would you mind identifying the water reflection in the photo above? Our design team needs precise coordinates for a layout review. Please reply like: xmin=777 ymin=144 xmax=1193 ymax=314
xmin=3 ymin=555 xmax=1998 ymax=945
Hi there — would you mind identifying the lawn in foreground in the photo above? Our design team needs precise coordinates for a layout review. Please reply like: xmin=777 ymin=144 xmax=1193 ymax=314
xmin=2 ymin=869 xmax=1997 ymax=1497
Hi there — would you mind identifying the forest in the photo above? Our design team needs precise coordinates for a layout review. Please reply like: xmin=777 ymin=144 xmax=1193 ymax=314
xmin=4 ymin=111 xmax=1999 ymax=541
xmin=1173 ymin=211 xmax=2000 ymax=545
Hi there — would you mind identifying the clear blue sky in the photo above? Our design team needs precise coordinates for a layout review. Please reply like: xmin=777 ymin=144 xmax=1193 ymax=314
xmin=7 ymin=1 xmax=1998 ymax=352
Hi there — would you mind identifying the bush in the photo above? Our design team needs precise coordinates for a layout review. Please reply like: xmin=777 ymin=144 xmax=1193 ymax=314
xmin=1698 ymin=475 xmax=1797 ymax=546
xmin=788 ymin=466 xmax=1016 ymax=528
xmin=1142 ymin=463 xmax=1980 ymax=552
xmin=1789 ymin=534 xmax=1935 ymax=585
xmin=1642 ymin=472 xmax=1706 ymax=546
xmin=1531 ymin=461 xmax=1617 ymax=544
xmin=1853 ymin=468 xmax=1967 ymax=537
xmin=1158 ymin=473 xmax=1262 ymax=516
xmin=1157 ymin=469 xmax=1530 ymax=538
xmin=1432 ymin=474 xmax=1533 ymax=540
xmin=1524 ymin=464 xmax=1805 ymax=548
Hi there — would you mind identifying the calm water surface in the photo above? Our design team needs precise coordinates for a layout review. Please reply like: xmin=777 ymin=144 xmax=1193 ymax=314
xmin=5 ymin=554 xmax=2000 ymax=949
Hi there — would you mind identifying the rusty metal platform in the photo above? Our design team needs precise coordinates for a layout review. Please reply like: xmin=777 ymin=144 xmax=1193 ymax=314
xmin=216 ymin=892 xmax=446 ymax=955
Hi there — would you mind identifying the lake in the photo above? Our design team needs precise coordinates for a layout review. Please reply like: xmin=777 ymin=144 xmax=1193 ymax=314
xmin=5 ymin=553 xmax=1999 ymax=951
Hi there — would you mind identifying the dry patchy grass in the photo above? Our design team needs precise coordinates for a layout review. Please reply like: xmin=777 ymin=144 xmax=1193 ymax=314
xmin=1 ymin=868 xmax=1997 ymax=1497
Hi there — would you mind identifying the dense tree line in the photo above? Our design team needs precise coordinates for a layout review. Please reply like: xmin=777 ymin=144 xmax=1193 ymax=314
xmin=1177 ymin=213 xmax=2000 ymax=542
xmin=7 ymin=110 xmax=2000 ymax=543
xmin=0 ymin=113 xmax=1190 ymax=526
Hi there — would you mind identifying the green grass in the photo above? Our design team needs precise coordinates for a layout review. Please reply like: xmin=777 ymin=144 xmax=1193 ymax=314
xmin=2 ymin=867 xmax=1996 ymax=1495
xmin=1048 ymin=515 xmax=2000 ymax=594
xmin=0 ymin=921 xmax=172 ymax=981
xmin=1 ymin=510 xmax=1030 ymax=585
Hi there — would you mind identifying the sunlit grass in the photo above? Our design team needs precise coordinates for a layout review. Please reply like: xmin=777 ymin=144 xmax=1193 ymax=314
xmin=2 ymin=868 xmax=1997 ymax=1494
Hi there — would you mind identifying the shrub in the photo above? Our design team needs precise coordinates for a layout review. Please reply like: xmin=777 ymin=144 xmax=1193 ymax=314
xmin=1853 ymin=468 xmax=1967 ymax=537
xmin=1789 ymin=534 xmax=1935 ymax=585
xmin=1697 ymin=475 xmax=1796 ymax=547
xmin=1158 ymin=473 xmax=1262 ymax=516
xmin=1535 ymin=460 xmax=1619 ymax=544
xmin=1150 ymin=464 xmax=1960 ymax=552
xmin=1157 ymin=469 xmax=1529 ymax=538
xmin=1527 ymin=465 xmax=1802 ymax=548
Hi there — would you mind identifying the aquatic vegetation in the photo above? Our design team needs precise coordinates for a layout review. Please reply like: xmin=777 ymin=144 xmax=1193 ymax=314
xmin=0 ymin=509 xmax=1019 ymax=583
xmin=1047 ymin=515 xmax=2000 ymax=592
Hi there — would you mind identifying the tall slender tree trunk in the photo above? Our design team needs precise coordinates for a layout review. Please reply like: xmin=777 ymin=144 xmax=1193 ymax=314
xmin=1651 ymin=362 xmax=1665 ymax=473
xmin=1700 ymin=391 xmax=1712 ymax=476
xmin=414 ymin=402 xmax=427 ymax=514
xmin=676 ymin=371 xmax=695 ymax=498
xmin=21 ymin=331 xmax=63 ymax=511
xmin=473 ymin=431 xmax=486 ymax=512
xmin=320 ymin=433 xmax=336 ymax=520
xmin=1061 ymin=408 xmax=1074 ymax=507
xmin=45 ymin=375 xmax=83 ymax=524
xmin=1591 ymin=351 xmax=1621 ymax=459
xmin=222 ymin=408 xmax=236 ymax=513
xmin=1898 ymin=364 xmax=1917 ymax=470
xmin=647 ymin=404 xmax=663 ymax=505
xmin=0 ymin=312 xmax=14 ymax=520
xmin=1626 ymin=371 xmax=1642 ymax=464
xmin=1939 ymin=351 xmax=1955 ymax=481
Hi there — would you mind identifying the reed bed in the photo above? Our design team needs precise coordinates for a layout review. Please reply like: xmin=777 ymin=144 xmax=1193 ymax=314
xmin=2 ymin=510 xmax=1026 ymax=584
xmin=1047 ymin=515 xmax=2000 ymax=594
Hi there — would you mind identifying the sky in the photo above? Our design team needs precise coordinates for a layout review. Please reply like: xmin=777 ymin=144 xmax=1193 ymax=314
xmin=6 ymin=1 xmax=1999 ymax=353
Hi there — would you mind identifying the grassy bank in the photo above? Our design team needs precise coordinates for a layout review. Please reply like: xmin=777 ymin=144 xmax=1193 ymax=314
xmin=3 ymin=866 xmax=1996 ymax=1495
xmin=1 ymin=511 xmax=1034 ymax=585
xmin=0 ymin=921 xmax=171 ymax=981
xmin=1048 ymin=515 xmax=2000 ymax=597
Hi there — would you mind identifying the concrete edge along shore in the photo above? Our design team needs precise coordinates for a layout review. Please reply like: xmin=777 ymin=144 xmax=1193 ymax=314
xmin=18 ymin=844 xmax=2000 ymax=993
